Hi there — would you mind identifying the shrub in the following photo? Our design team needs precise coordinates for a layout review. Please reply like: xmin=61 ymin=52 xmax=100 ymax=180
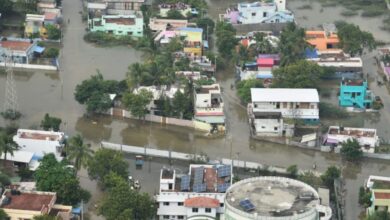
xmin=44 ymin=48 xmax=59 ymax=58
xmin=319 ymin=102 xmax=349 ymax=119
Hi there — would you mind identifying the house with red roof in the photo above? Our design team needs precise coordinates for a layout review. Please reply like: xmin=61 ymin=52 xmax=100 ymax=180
xmin=366 ymin=175 xmax=390 ymax=216
xmin=0 ymin=39 xmax=37 ymax=64
xmin=156 ymin=164 xmax=232 ymax=220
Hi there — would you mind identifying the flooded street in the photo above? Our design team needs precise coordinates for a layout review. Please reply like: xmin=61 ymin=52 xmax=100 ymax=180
xmin=0 ymin=0 xmax=389 ymax=219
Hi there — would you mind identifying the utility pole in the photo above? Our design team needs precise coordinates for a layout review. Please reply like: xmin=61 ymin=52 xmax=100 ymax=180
xmin=3 ymin=49 xmax=18 ymax=117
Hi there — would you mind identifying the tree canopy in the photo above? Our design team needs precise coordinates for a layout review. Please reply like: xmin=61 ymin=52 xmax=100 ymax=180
xmin=74 ymin=72 xmax=127 ymax=113
xmin=366 ymin=211 xmax=390 ymax=220
xmin=0 ymin=0 xmax=13 ymax=16
xmin=340 ymin=139 xmax=363 ymax=161
xmin=40 ymin=113 xmax=62 ymax=131
xmin=215 ymin=21 xmax=238 ymax=58
xmin=236 ymin=79 xmax=264 ymax=103
xmin=272 ymin=60 xmax=325 ymax=89
xmin=46 ymin=24 xmax=61 ymax=40
xmin=0 ymin=131 xmax=20 ymax=165
xmin=196 ymin=17 xmax=215 ymax=38
xmin=122 ymin=89 xmax=153 ymax=119
xmin=336 ymin=21 xmax=376 ymax=56
xmin=279 ymin=23 xmax=307 ymax=66
xmin=320 ymin=166 xmax=341 ymax=189
xmin=34 ymin=154 xmax=91 ymax=205
xmin=66 ymin=134 xmax=93 ymax=170
xmin=87 ymin=148 xmax=129 ymax=182
xmin=99 ymin=172 xmax=155 ymax=220
xmin=166 ymin=9 xmax=185 ymax=19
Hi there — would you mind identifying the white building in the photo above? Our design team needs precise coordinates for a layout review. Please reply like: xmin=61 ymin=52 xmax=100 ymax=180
xmin=194 ymin=84 xmax=225 ymax=130
xmin=224 ymin=176 xmax=332 ymax=220
xmin=223 ymin=0 xmax=294 ymax=24
xmin=0 ymin=39 xmax=37 ymax=64
xmin=323 ymin=126 xmax=379 ymax=153
xmin=249 ymin=88 xmax=319 ymax=137
xmin=156 ymin=164 xmax=232 ymax=220
xmin=13 ymin=129 xmax=66 ymax=161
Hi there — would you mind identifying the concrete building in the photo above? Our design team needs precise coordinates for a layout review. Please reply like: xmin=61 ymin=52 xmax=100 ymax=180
xmin=0 ymin=39 xmax=37 ymax=64
xmin=88 ymin=13 xmax=143 ymax=37
xmin=305 ymin=30 xmax=339 ymax=52
xmin=224 ymin=176 xmax=331 ymax=220
xmin=194 ymin=84 xmax=225 ymax=131
xmin=365 ymin=175 xmax=390 ymax=216
xmin=323 ymin=126 xmax=379 ymax=153
xmin=149 ymin=17 xmax=191 ymax=32
xmin=158 ymin=3 xmax=197 ymax=18
xmin=338 ymin=79 xmax=374 ymax=110
xmin=156 ymin=164 xmax=232 ymax=220
xmin=248 ymin=88 xmax=319 ymax=137
xmin=13 ymin=129 xmax=66 ymax=161
xmin=0 ymin=189 xmax=72 ymax=220
xmin=177 ymin=27 xmax=203 ymax=56
xmin=223 ymin=1 xmax=294 ymax=24
xmin=238 ymin=54 xmax=279 ymax=81
xmin=24 ymin=14 xmax=46 ymax=38
xmin=104 ymin=0 xmax=145 ymax=13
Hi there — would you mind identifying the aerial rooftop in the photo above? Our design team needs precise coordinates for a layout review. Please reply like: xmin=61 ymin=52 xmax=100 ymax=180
xmin=251 ymin=88 xmax=319 ymax=103
xmin=1 ymin=190 xmax=56 ymax=212
xmin=225 ymin=176 xmax=319 ymax=217
xmin=0 ymin=40 xmax=34 ymax=52
xmin=15 ymin=129 xmax=65 ymax=141
xmin=328 ymin=126 xmax=376 ymax=138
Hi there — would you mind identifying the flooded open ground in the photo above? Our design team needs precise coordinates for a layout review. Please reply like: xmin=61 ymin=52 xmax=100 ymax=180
xmin=1 ymin=0 xmax=390 ymax=219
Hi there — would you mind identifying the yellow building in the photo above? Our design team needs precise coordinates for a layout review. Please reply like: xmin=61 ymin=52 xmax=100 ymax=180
xmin=1 ymin=189 xmax=72 ymax=220
xmin=25 ymin=14 xmax=47 ymax=38
xmin=177 ymin=27 xmax=203 ymax=56
xmin=368 ymin=189 xmax=390 ymax=215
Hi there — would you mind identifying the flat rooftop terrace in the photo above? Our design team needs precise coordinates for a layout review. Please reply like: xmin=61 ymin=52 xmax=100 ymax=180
xmin=226 ymin=176 xmax=319 ymax=217
xmin=16 ymin=129 xmax=63 ymax=141
xmin=1 ymin=191 xmax=55 ymax=211
xmin=328 ymin=127 xmax=376 ymax=138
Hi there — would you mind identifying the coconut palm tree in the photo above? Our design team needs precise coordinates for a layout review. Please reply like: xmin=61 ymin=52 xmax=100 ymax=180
xmin=0 ymin=131 xmax=20 ymax=166
xmin=0 ymin=209 xmax=9 ymax=219
xmin=66 ymin=134 xmax=93 ymax=171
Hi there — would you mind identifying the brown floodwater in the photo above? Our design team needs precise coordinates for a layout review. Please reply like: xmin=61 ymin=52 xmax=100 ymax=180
xmin=1 ymin=0 xmax=390 ymax=219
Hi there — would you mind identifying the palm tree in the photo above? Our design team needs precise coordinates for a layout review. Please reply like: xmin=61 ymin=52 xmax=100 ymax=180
xmin=66 ymin=134 xmax=93 ymax=171
xmin=0 ymin=131 xmax=20 ymax=166
xmin=0 ymin=208 xmax=9 ymax=220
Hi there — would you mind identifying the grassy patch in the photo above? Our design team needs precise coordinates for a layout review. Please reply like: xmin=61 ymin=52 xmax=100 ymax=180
xmin=341 ymin=10 xmax=359 ymax=17
xmin=319 ymin=102 xmax=349 ymax=119
xmin=298 ymin=4 xmax=313 ymax=9
xmin=84 ymin=31 xmax=136 ymax=47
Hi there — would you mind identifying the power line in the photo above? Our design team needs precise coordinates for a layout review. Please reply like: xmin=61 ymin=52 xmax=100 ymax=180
xmin=3 ymin=49 xmax=18 ymax=115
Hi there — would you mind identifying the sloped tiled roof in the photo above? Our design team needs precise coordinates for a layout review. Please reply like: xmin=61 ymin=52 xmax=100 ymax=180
xmin=184 ymin=196 xmax=219 ymax=208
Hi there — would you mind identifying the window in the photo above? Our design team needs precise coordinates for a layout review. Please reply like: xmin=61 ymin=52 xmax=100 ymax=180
xmin=118 ymin=31 xmax=122 ymax=34
xmin=163 ymin=216 xmax=169 ymax=219
xmin=178 ymin=216 xmax=184 ymax=220
xmin=263 ymin=12 xmax=267 ymax=17
xmin=192 ymin=208 xmax=198 ymax=213
xmin=274 ymin=127 xmax=278 ymax=131
xmin=128 ymin=32 xmax=133 ymax=35
xmin=168 ymin=183 xmax=173 ymax=190
xmin=205 ymin=208 xmax=211 ymax=213
xmin=220 ymin=203 xmax=224 ymax=207
xmin=178 ymin=202 xmax=183 ymax=206
xmin=254 ymin=104 xmax=258 ymax=108
xmin=163 ymin=202 xmax=169 ymax=206
xmin=107 ymin=30 xmax=113 ymax=34
xmin=252 ymin=12 xmax=256 ymax=16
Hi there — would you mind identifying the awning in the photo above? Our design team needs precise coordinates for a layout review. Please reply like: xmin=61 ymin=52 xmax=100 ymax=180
xmin=0 ymin=151 xmax=34 ymax=163
xmin=256 ymin=73 xmax=273 ymax=79
xmin=325 ymin=138 xmax=339 ymax=144
xmin=203 ymin=40 xmax=209 ymax=49
xmin=72 ymin=207 xmax=81 ymax=214
xmin=34 ymin=46 xmax=45 ymax=53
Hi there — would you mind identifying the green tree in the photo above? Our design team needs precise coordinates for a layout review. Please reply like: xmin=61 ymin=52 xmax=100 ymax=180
xmin=196 ymin=17 xmax=215 ymax=38
xmin=46 ymin=24 xmax=61 ymax=40
xmin=14 ymin=0 xmax=38 ymax=14
xmin=279 ymin=23 xmax=307 ymax=66
xmin=359 ymin=186 xmax=372 ymax=207
xmin=0 ymin=209 xmax=9 ymax=220
xmin=166 ymin=9 xmax=185 ymax=19
xmin=0 ymin=0 xmax=13 ymax=16
xmin=155 ymin=95 xmax=173 ymax=117
xmin=87 ymin=148 xmax=129 ymax=182
xmin=215 ymin=21 xmax=237 ymax=58
xmin=34 ymin=154 xmax=91 ymax=205
xmin=340 ymin=139 xmax=363 ymax=161
xmin=33 ymin=214 xmax=58 ymax=220
xmin=122 ymin=89 xmax=153 ymax=119
xmin=336 ymin=21 xmax=376 ymax=56
xmin=43 ymin=48 xmax=59 ymax=58
xmin=40 ymin=113 xmax=62 ymax=131
xmin=236 ymin=79 xmax=264 ymax=103
xmin=252 ymin=32 xmax=276 ymax=54
xmin=298 ymin=171 xmax=322 ymax=188
xmin=172 ymin=90 xmax=188 ymax=118
xmin=0 ymin=131 xmax=20 ymax=165
xmin=272 ymin=60 xmax=325 ymax=89
xmin=320 ymin=166 xmax=341 ymax=189
xmin=366 ymin=211 xmax=390 ymax=220
xmin=99 ymin=173 xmax=155 ymax=220
xmin=66 ymin=134 xmax=93 ymax=170
xmin=287 ymin=165 xmax=298 ymax=178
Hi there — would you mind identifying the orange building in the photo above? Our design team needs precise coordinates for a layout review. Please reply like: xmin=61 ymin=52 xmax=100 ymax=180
xmin=305 ymin=30 xmax=340 ymax=52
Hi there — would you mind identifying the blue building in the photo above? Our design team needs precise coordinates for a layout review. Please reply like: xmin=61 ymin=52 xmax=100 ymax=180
xmin=338 ymin=79 xmax=374 ymax=109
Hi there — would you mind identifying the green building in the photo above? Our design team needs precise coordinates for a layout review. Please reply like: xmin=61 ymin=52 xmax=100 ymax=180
xmin=88 ymin=13 xmax=144 ymax=37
